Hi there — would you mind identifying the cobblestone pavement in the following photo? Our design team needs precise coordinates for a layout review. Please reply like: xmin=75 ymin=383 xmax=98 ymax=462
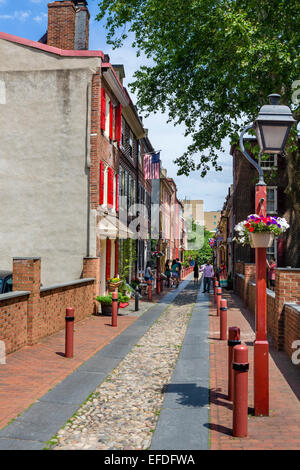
xmin=210 ymin=290 xmax=300 ymax=450
xmin=53 ymin=282 xmax=199 ymax=450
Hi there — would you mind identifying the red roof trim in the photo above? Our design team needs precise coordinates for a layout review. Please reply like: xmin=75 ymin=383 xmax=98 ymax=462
xmin=0 ymin=31 xmax=104 ymax=58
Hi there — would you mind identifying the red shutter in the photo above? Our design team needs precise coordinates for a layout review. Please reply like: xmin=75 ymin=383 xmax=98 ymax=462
xmin=115 ymin=104 xmax=122 ymax=147
xmin=99 ymin=161 xmax=104 ymax=205
xmin=107 ymin=167 xmax=114 ymax=208
xmin=106 ymin=239 xmax=111 ymax=280
xmin=109 ymin=102 xmax=113 ymax=140
xmin=101 ymin=88 xmax=106 ymax=131
xmin=115 ymin=239 xmax=119 ymax=277
xmin=115 ymin=173 xmax=119 ymax=212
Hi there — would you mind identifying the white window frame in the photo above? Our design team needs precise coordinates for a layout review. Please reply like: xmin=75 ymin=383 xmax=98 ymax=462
xmin=259 ymin=154 xmax=278 ymax=170
xmin=267 ymin=186 xmax=277 ymax=214
xmin=104 ymin=97 xmax=110 ymax=139
xmin=103 ymin=165 xmax=108 ymax=209
xmin=267 ymin=239 xmax=277 ymax=263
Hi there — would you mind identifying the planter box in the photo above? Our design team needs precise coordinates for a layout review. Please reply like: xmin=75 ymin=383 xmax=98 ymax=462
xmin=249 ymin=232 xmax=274 ymax=248
xmin=101 ymin=303 xmax=120 ymax=316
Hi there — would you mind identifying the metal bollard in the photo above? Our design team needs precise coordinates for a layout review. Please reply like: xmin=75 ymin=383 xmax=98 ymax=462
xmin=216 ymin=287 xmax=222 ymax=316
xmin=65 ymin=307 xmax=74 ymax=358
xmin=156 ymin=275 xmax=160 ymax=294
xmin=228 ymin=327 xmax=241 ymax=401
xmin=220 ymin=299 xmax=227 ymax=340
xmin=148 ymin=279 xmax=152 ymax=302
xmin=232 ymin=344 xmax=249 ymax=438
xmin=214 ymin=281 xmax=219 ymax=304
xmin=135 ymin=286 xmax=139 ymax=312
xmin=111 ymin=291 xmax=118 ymax=327
xmin=160 ymin=275 xmax=164 ymax=292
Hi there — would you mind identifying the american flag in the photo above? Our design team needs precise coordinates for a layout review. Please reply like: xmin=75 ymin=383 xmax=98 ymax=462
xmin=144 ymin=152 xmax=161 ymax=179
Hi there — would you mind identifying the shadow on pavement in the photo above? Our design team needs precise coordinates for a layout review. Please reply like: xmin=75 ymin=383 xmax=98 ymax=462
xmin=163 ymin=383 xmax=209 ymax=408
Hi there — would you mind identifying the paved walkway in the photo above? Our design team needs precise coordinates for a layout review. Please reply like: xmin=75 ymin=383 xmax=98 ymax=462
xmin=210 ymin=290 xmax=300 ymax=450
xmin=151 ymin=279 xmax=210 ymax=450
xmin=0 ymin=276 xmax=191 ymax=450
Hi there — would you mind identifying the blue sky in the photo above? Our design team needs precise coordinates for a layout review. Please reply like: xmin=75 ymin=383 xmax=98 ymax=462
xmin=0 ymin=0 xmax=232 ymax=211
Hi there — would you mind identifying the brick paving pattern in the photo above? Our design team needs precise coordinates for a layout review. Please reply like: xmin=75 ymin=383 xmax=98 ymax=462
xmin=210 ymin=290 xmax=300 ymax=450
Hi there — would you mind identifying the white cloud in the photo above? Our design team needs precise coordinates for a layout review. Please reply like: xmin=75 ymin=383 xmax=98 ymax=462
xmin=0 ymin=10 xmax=31 ymax=21
xmin=33 ymin=12 xmax=47 ymax=23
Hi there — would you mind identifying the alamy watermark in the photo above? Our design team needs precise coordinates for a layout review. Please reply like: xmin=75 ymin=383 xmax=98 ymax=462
xmin=96 ymin=199 xmax=205 ymax=251
xmin=0 ymin=340 xmax=6 ymax=365
xmin=291 ymin=340 xmax=300 ymax=366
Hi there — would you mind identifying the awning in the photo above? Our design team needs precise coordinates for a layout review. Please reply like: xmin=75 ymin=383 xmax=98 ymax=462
xmin=96 ymin=215 xmax=135 ymax=240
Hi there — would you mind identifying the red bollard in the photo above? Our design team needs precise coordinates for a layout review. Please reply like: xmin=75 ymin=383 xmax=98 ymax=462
xmin=111 ymin=291 xmax=118 ymax=327
xmin=232 ymin=344 xmax=249 ymax=438
xmin=65 ymin=307 xmax=74 ymax=358
xmin=214 ymin=281 xmax=219 ymax=304
xmin=216 ymin=287 xmax=222 ymax=316
xmin=228 ymin=327 xmax=241 ymax=401
xmin=148 ymin=280 xmax=152 ymax=301
xmin=220 ymin=299 xmax=227 ymax=340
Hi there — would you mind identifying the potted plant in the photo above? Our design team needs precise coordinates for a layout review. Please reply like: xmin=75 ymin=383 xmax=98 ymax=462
xmin=107 ymin=277 xmax=123 ymax=292
xmin=234 ymin=214 xmax=289 ymax=248
xmin=96 ymin=292 xmax=130 ymax=315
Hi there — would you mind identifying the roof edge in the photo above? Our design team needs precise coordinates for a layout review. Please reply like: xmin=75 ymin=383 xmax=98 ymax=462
xmin=0 ymin=31 xmax=104 ymax=58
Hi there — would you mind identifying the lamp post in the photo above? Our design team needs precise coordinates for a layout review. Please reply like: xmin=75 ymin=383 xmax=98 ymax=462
xmin=239 ymin=94 xmax=295 ymax=416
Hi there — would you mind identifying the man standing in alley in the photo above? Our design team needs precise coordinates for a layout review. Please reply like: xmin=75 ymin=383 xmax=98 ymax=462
xmin=201 ymin=260 xmax=214 ymax=293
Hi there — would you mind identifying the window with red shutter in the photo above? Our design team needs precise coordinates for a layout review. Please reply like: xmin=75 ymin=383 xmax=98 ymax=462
xmin=101 ymin=88 xmax=106 ymax=131
xmin=115 ymin=104 xmax=122 ymax=147
xmin=107 ymin=168 xmax=114 ymax=209
xmin=99 ymin=161 xmax=104 ymax=205
xmin=115 ymin=173 xmax=119 ymax=212
xmin=109 ymin=102 xmax=113 ymax=140
xmin=106 ymin=239 xmax=111 ymax=280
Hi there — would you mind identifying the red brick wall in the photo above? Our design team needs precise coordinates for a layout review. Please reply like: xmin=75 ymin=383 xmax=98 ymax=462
xmin=284 ymin=304 xmax=300 ymax=368
xmin=47 ymin=1 xmax=76 ymax=50
xmin=38 ymin=281 xmax=94 ymax=341
xmin=0 ymin=257 xmax=96 ymax=354
xmin=0 ymin=294 xmax=29 ymax=354
xmin=234 ymin=263 xmax=300 ymax=359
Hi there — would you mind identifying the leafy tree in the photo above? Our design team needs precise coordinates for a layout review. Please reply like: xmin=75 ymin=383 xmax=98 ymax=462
xmin=184 ymin=227 xmax=213 ymax=265
xmin=96 ymin=0 xmax=300 ymax=175
xmin=96 ymin=0 xmax=300 ymax=265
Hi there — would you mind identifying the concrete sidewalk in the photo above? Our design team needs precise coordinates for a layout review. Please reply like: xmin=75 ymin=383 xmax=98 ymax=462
xmin=210 ymin=290 xmax=300 ymax=450
xmin=0 ymin=276 xmax=192 ymax=450
xmin=151 ymin=278 xmax=210 ymax=450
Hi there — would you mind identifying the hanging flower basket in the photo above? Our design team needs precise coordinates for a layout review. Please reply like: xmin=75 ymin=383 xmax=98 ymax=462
xmin=107 ymin=278 xmax=123 ymax=292
xmin=249 ymin=232 xmax=274 ymax=248
xmin=234 ymin=214 xmax=289 ymax=246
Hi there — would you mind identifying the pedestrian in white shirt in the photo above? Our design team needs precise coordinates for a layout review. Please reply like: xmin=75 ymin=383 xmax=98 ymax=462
xmin=201 ymin=260 xmax=214 ymax=293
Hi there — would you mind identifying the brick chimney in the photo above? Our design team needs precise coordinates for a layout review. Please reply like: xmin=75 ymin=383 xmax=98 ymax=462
xmin=47 ymin=0 xmax=90 ymax=50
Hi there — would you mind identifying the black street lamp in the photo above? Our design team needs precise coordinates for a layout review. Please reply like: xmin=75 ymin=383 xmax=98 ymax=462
xmin=254 ymin=94 xmax=296 ymax=155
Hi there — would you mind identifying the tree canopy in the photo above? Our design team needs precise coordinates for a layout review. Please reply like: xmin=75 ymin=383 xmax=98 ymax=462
xmin=96 ymin=0 xmax=300 ymax=176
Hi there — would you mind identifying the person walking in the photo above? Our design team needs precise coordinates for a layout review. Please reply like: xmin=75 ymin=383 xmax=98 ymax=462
xmin=201 ymin=260 xmax=214 ymax=293
xmin=193 ymin=261 xmax=199 ymax=285
xmin=176 ymin=258 xmax=182 ymax=280
xmin=171 ymin=259 xmax=180 ymax=288
xmin=165 ymin=259 xmax=171 ymax=288
xmin=267 ymin=257 xmax=276 ymax=290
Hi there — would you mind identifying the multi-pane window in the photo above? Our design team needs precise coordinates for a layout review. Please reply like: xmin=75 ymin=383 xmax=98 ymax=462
xmin=267 ymin=240 xmax=277 ymax=263
xmin=121 ymin=117 xmax=126 ymax=148
xmin=129 ymin=131 xmax=133 ymax=158
xmin=267 ymin=187 xmax=277 ymax=214
xmin=105 ymin=97 xmax=110 ymax=138
xmin=259 ymin=154 xmax=278 ymax=170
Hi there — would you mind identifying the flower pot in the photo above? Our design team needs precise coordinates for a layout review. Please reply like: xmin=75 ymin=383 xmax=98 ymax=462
xmin=101 ymin=303 xmax=120 ymax=316
xmin=249 ymin=232 xmax=274 ymax=248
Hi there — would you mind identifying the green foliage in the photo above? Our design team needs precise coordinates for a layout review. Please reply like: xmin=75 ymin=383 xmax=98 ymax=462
xmin=96 ymin=292 xmax=130 ymax=305
xmin=96 ymin=0 xmax=300 ymax=176
xmin=184 ymin=228 xmax=213 ymax=265
xmin=119 ymin=239 xmax=137 ymax=281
